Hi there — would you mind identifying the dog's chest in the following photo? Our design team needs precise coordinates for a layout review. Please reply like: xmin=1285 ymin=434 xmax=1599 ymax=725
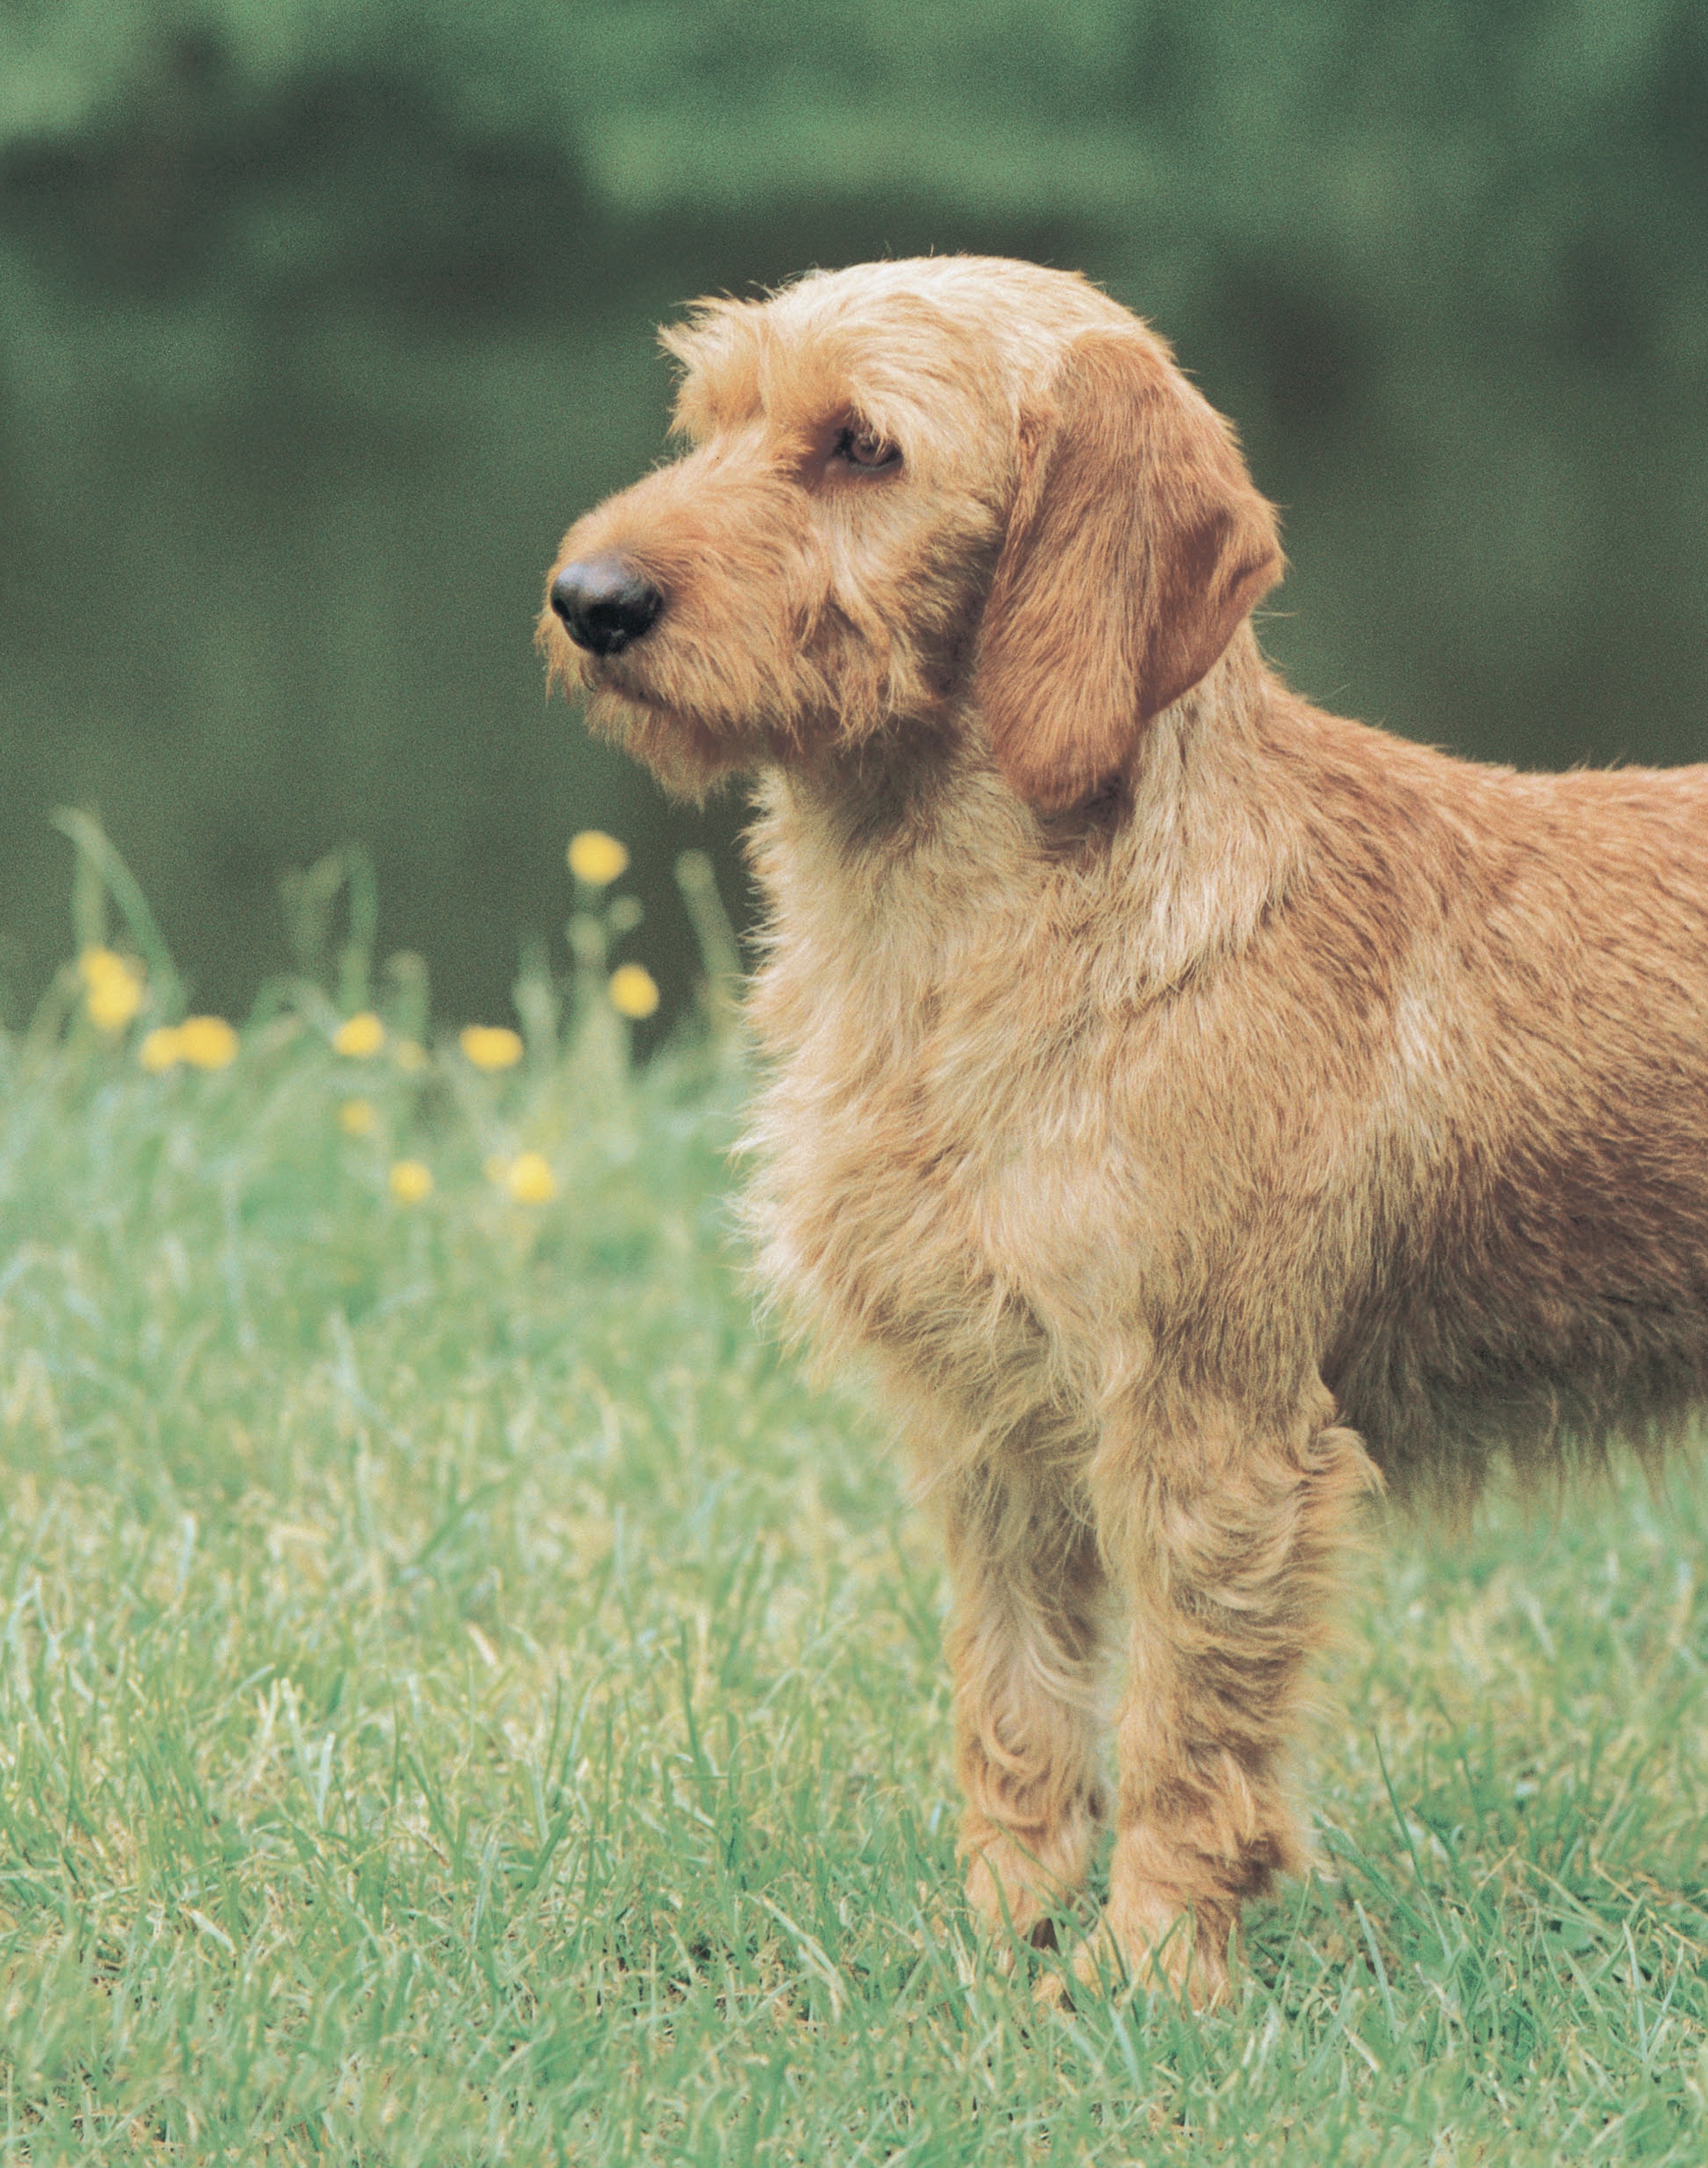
xmin=744 ymin=859 xmax=1165 ymax=1403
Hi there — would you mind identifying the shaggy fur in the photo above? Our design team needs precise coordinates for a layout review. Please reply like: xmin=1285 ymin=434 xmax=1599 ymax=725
xmin=539 ymin=256 xmax=1708 ymax=2003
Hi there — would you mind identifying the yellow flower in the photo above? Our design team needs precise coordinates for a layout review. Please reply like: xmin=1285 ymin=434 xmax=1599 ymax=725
xmin=177 ymin=1016 xmax=239 ymax=1070
xmin=139 ymin=1025 xmax=182 ymax=1072
xmin=338 ymin=1097 xmax=376 ymax=1137
xmin=608 ymin=963 xmax=660 ymax=1020
xmin=388 ymin=1158 xmax=433 ymax=1203
xmin=332 ymin=1011 xmax=385 ymax=1057
xmin=459 ymin=1025 xmax=524 ymax=1071
xmin=78 ymin=947 xmax=144 ymax=1033
xmin=89 ymin=977 xmax=143 ymax=1032
xmin=394 ymin=1038 xmax=428 ymax=1072
xmin=505 ymin=1151 xmax=556 ymax=1204
xmin=567 ymin=830 xmax=629 ymax=886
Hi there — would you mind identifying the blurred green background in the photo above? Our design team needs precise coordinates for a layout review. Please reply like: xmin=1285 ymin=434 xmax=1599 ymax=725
xmin=2 ymin=1 xmax=1705 ymax=1029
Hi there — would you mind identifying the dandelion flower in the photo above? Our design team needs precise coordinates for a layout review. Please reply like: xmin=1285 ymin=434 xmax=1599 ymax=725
xmin=139 ymin=1025 xmax=182 ymax=1072
xmin=79 ymin=946 xmax=145 ymax=1032
xmin=459 ymin=1024 xmax=524 ymax=1071
xmin=388 ymin=1158 xmax=433 ymax=1203
xmin=567 ymin=830 xmax=629 ymax=886
xmin=394 ymin=1038 xmax=428 ymax=1072
xmin=88 ymin=976 xmax=142 ymax=1033
xmin=505 ymin=1151 xmax=556 ymax=1204
xmin=608 ymin=963 xmax=660 ymax=1020
xmin=339 ymin=1097 xmax=376 ymax=1137
xmin=177 ymin=1016 xmax=239 ymax=1070
xmin=332 ymin=1011 xmax=385 ymax=1057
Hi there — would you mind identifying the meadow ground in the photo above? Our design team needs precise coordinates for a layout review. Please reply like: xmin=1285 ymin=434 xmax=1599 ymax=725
xmin=2 ymin=833 xmax=1708 ymax=2164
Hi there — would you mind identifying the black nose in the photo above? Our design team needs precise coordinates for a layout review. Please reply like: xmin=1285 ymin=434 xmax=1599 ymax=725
xmin=549 ymin=555 xmax=665 ymax=656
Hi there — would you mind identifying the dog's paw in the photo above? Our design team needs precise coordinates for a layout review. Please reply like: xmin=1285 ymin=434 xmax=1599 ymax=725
xmin=963 ymin=1815 xmax=1096 ymax=1959
xmin=1033 ymin=1903 xmax=1232 ymax=2013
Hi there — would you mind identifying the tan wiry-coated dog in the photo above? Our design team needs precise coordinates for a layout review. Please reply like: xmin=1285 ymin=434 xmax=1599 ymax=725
xmin=539 ymin=256 xmax=1708 ymax=2004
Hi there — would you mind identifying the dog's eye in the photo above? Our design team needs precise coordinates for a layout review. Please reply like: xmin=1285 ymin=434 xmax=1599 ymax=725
xmin=833 ymin=424 xmax=901 ymax=472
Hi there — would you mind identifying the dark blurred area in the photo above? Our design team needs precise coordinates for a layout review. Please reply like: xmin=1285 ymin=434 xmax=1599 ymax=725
xmin=2 ymin=3 xmax=1705 ymax=1031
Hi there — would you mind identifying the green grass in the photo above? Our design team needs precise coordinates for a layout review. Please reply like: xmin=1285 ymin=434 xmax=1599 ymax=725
xmin=3 ymin=858 xmax=1708 ymax=2162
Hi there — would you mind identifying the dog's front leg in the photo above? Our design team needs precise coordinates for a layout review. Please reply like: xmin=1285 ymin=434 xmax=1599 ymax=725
xmin=943 ymin=1464 xmax=1110 ymax=1954
xmin=1082 ymin=1395 xmax=1376 ymax=2004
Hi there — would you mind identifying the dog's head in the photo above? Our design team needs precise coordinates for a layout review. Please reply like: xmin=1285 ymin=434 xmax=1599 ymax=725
xmin=539 ymin=257 xmax=1281 ymax=809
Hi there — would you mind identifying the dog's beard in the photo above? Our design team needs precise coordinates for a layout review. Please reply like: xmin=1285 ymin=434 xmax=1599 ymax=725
xmin=578 ymin=626 xmax=957 ymax=799
xmin=581 ymin=681 xmax=765 ymax=801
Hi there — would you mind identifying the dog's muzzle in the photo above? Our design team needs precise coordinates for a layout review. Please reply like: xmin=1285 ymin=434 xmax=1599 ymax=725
xmin=550 ymin=555 xmax=666 ymax=657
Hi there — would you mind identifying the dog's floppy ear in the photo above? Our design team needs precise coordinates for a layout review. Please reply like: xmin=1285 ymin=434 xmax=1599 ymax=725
xmin=975 ymin=329 xmax=1283 ymax=812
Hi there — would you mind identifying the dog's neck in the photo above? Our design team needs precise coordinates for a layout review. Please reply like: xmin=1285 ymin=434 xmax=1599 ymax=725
xmin=748 ymin=627 xmax=1313 ymax=1003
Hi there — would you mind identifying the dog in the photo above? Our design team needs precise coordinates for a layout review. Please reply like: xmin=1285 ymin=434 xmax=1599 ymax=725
xmin=538 ymin=255 xmax=1708 ymax=2004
